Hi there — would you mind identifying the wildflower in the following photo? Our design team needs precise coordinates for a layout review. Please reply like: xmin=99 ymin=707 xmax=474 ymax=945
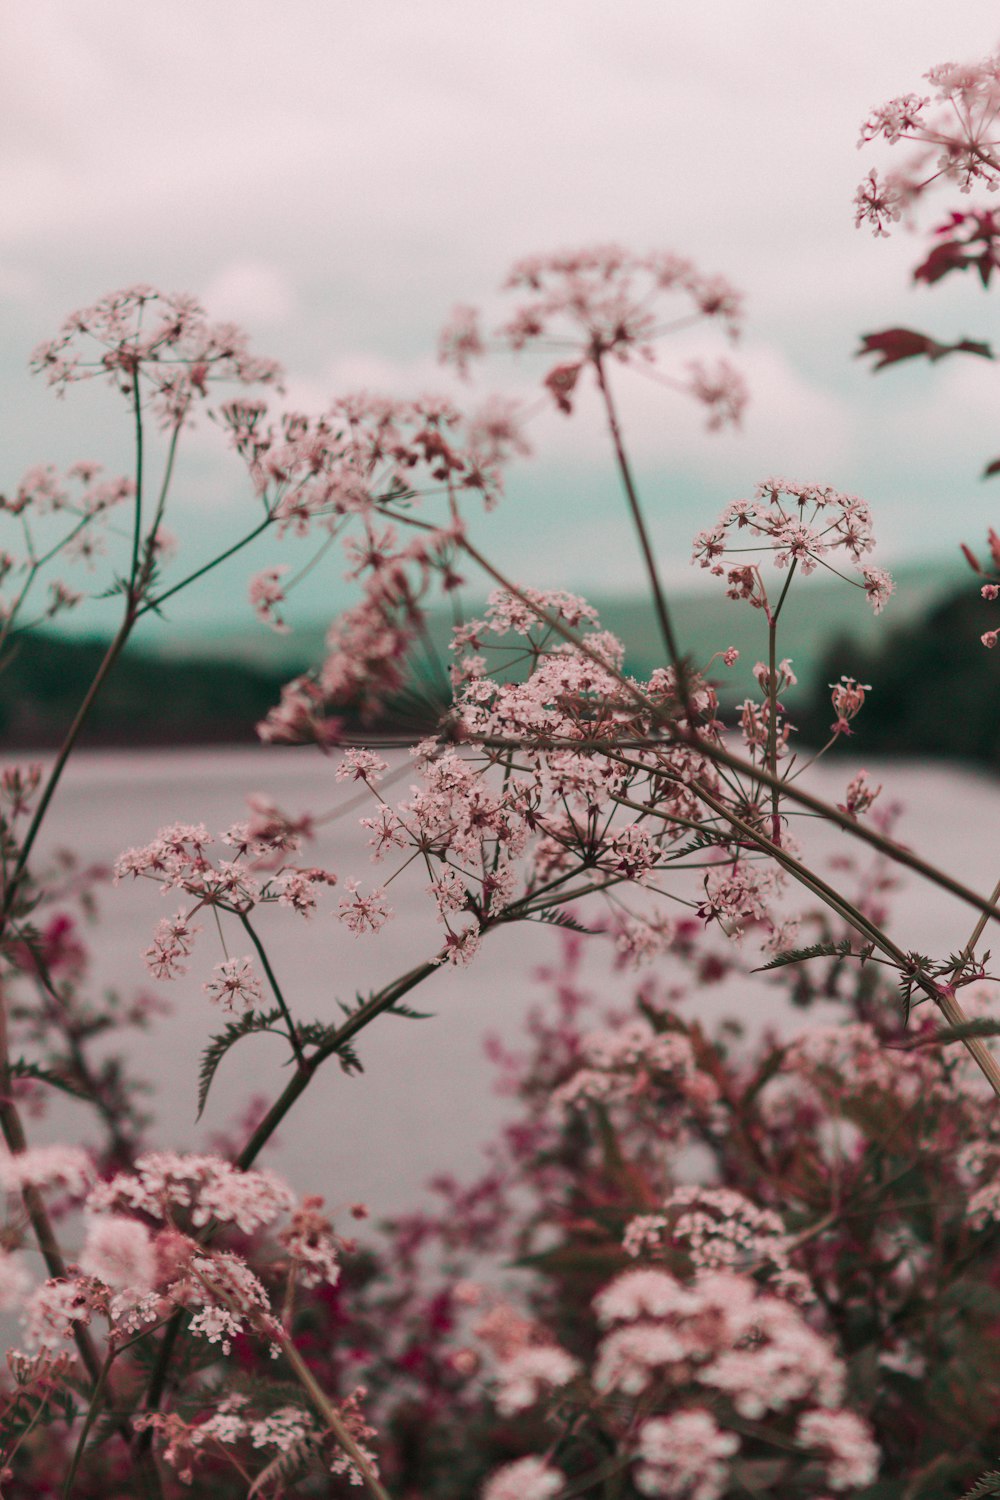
xmin=0 ymin=1145 xmax=93 ymax=1198
xmin=203 ymin=956 xmax=264 ymax=1012
xmin=438 ymin=304 xmax=484 ymax=377
xmin=797 ymin=1408 xmax=880 ymax=1491
xmin=248 ymin=565 xmax=290 ymax=632
xmin=635 ymin=1409 xmax=739 ymax=1500
xmin=337 ymin=880 xmax=391 ymax=935
xmin=80 ymin=1216 xmax=156 ymax=1294
xmin=493 ymin=1344 xmax=579 ymax=1414
xmin=856 ymin=51 xmax=1000 ymax=233
xmin=830 ymin=676 xmax=870 ymax=735
xmin=481 ymin=1457 xmax=564 ymax=1500
xmin=336 ymin=748 xmax=389 ymax=785
xmin=838 ymin=769 xmax=882 ymax=818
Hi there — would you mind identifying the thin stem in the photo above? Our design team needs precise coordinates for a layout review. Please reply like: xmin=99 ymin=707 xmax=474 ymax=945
xmin=139 ymin=516 xmax=272 ymax=617
xmin=592 ymin=354 xmax=692 ymax=707
xmin=690 ymin=780 xmax=1000 ymax=1100
xmin=62 ymin=1347 xmax=115 ymax=1498
xmin=448 ymin=517 xmax=1000 ymax=926
xmin=954 ymin=872 xmax=1000 ymax=976
xmin=274 ymin=1329 xmax=393 ymax=1500
xmin=238 ymin=912 xmax=305 ymax=1066
xmin=1 ymin=614 xmax=133 ymax=929
xmin=766 ymin=615 xmax=781 ymax=843
xmin=129 ymin=372 xmax=145 ymax=590
xmin=237 ymin=958 xmax=439 ymax=1170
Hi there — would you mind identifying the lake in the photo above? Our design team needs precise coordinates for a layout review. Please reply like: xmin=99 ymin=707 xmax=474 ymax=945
xmin=19 ymin=747 xmax=1000 ymax=1218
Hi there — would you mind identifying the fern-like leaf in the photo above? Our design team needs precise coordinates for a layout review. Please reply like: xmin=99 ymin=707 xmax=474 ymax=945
xmin=7 ymin=1058 xmax=87 ymax=1099
xmin=523 ymin=907 xmax=599 ymax=936
xmin=894 ymin=1018 xmax=1000 ymax=1049
xmin=754 ymin=939 xmax=854 ymax=973
xmin=961 ymin=1468 xmax=1000 ymax=1500
xmin=197 ymin=1009 xmax=285 ymax=1119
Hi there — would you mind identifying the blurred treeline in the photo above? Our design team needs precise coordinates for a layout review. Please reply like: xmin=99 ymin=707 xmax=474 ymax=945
xmin=797 ymin=585 xmax=1000 ymax=766
xmin=0 ymin=633 xmax=301 ymax=748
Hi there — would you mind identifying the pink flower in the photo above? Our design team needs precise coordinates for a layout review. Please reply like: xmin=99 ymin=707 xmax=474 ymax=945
xmin=438 ymin=304 xmax=484 ymax=377
xmin=686 ymin=357 xmax=748 ymax=429
xmin=635 ymin=1409 xmax=739 ymax=1500
xmin=80 ymin=1216 xmax=156 ymax=1294
xmin=337 ymin=880 xmax=391 ymax=935
xmin=797 ymin=1408 xmax=879 ymax=1491
xmin=481 ymin=1457 xmax=564 ymax=1500
xmin=335 ymin=748 xmax=389 ymax=786
xmin=203 ymin=956 xmax=264 ymax=1012
xmin=248 ymin=565 xmax=290 ymax=632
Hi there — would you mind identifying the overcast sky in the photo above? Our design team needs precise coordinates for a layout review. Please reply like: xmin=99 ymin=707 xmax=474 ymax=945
xmin=3 ymin=1 xmax=1000 ymax=637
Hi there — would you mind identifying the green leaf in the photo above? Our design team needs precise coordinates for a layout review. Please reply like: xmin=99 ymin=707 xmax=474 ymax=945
xmin=960 ymin=1468 xmax=1000 ymax=1500
xmin=7 ymin=1058 xmax=87 ymax=1099
xmin=247 ymin=1435 xmax=317 ymax=1497
xmin=197 ymin=1009 xmax=285 ymax=1119
xmin=902 ymin=1017 xmax=1000 ymax=1049
xmin=384 ymin=1000 xmax=434 ymax=1019
xmin=754 ymin=939 xmax=854 ymax=972
xmin=523 ymin=907 xmax=599 ymax=936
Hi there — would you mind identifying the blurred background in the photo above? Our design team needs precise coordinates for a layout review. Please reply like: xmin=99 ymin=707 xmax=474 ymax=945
xmin=6 ymin=0 xmax=1000 ymax=1194
xmin=3 ymin=1 xmax=1000 ymax=758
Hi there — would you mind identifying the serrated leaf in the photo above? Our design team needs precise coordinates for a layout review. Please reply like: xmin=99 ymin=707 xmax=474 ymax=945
xmin=961 ymin=1468 xmax=1000 ymax=1500
xmin=895 ymin=1017 xmax=1000 ymax=1049
xmin=247 ymin=1434 xmax=318 ymax=1497
xmin=7 ymin=1058 xmax=87 ymax=1099
xmin=669 ymin=831 xmax=730 ymax=858
xmin=523 ymin=907 xmax=599 ymax=936
xmin=754 ymin=939 xmax=854 ymax=973
xmin=384 ymin=1000 xmax=433 ymax=1019
xmin=197 ymin=1009 xmax=284 ymax=1119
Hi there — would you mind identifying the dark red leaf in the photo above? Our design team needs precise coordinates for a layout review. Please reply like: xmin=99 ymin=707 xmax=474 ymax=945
xmin=857 ymin=327 xmax=994 ymax=371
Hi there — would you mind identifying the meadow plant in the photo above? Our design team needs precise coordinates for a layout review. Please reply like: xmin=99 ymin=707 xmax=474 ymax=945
xmin=2 ymin=47 xmax=1000 ymax=1500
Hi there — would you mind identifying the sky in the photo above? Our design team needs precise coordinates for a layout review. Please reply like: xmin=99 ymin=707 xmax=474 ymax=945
xmin=3 ymin=0 xmax=1000 ymax=641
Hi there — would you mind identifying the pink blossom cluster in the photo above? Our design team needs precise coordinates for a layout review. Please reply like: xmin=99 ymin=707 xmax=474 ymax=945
xmin=214 ymin=391 xmax=533 ymax=732
xmin=693 ymin=478 xmax=894 ymax=615
xmin=114 ymin=818 xmax=337 ymax=994
xmin=856 ymin=51 xmax=1000 ymax=234
xmin=0 ymin=462 xmax=134 ymax=631
xmin=476 ymin=1264 xmax=878 ymax=1497
xmin=19 ymin=1155 xmax=343 ymax=1371
xmin=30 ymin=286 xmax=283 ymax=426
xmin=439 ymin=244 xmax=747 ymax=428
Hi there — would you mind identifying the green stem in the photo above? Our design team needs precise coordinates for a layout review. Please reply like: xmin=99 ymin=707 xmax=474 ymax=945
xmin=592 ymin=354 xmax=690 ymax=709
xmin=138 ymin=516 xmax=272 ymax=618
xmin=62 ymin=1348 xmax=115 ymax=1498
xmin=238 ymin=912 xmax=305 ymax=1066
xmin=274 ymin=1329 xmax=393 ymax=1500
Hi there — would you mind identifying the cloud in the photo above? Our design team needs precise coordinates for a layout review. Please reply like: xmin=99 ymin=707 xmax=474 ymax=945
xmin=201 ymin=261 xmax=297 ymax=328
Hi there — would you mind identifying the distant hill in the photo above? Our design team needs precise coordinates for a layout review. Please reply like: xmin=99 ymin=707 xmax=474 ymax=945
xmin=1 ymin=555 xmax=970 ymax=751
xmin=140 ymin=554 xmax=965 ymax=699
